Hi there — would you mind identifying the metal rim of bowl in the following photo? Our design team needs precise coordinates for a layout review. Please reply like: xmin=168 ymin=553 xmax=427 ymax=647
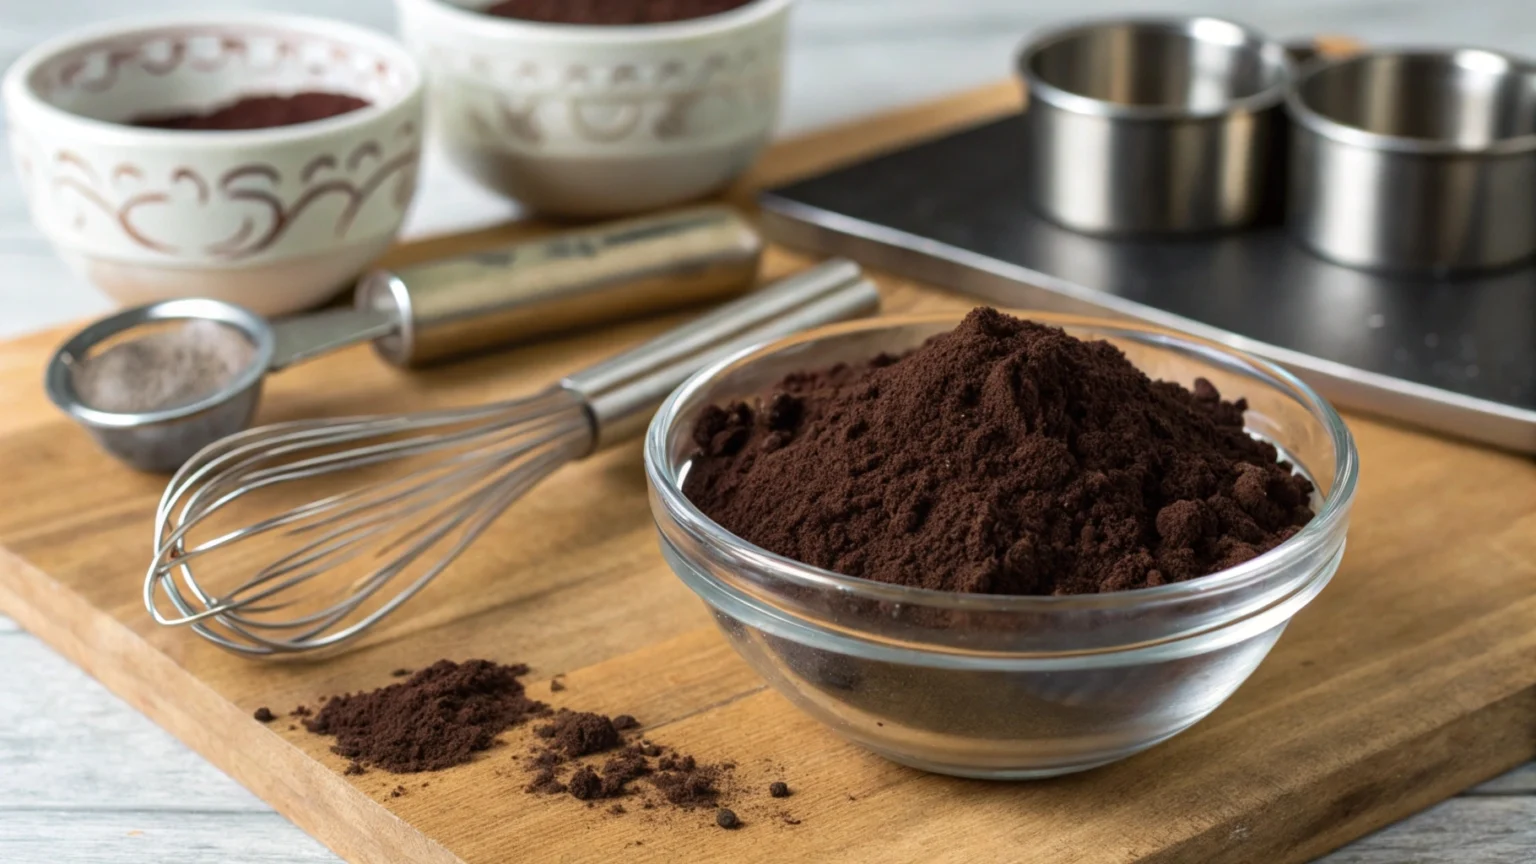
xmin=1286 ymin=47 xmax=1536 ymax=156
xmin=396 ymin=0 xmax=797 ymax=43
xmin=1016 ymin=16 xmax=1293 ymax=122
xmin=45 ymin=298 xmax=275 ymax=429
xmin=645 ymin=312 xmax=1360 ymax=617
xmin=1 ymin=11 xmax=425 ymax=146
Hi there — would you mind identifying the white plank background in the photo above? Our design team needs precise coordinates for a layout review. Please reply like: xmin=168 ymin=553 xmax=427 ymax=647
xmin=1 ymin=1 xmax=1533 ymax=862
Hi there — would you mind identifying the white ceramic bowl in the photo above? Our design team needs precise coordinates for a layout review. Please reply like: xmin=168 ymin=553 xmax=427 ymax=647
xmin=394 ymin=0 xmax=793 ymax=217
xmin=4 ymin=14 xmax=425 ymax=316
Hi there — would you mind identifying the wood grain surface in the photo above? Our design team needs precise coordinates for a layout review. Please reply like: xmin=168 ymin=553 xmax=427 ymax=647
xmin=1 ymin=82 xmax=1534 ymax=864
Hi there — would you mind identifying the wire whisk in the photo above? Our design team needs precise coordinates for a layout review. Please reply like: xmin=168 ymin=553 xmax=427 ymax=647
xmin=144 ymin=261 xmax=879 ymax=657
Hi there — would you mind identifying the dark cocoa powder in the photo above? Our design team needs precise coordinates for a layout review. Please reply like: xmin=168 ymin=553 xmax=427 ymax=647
xmin=479 ymin=0 xmax=757 ymax=25
xmin=520 ymin=709 xmax=735 ymax=813
xmin=683 ymin=308 xmax=1314 ymax=596
xmin=132 ymin=92 xmax=369 ymax=131
xmin=534 ymin=709 xmax=623 ymax=757
xmin=303 ymin=660 xmax=547 ymax=773
xmin=295 ymin=662 xmax=777 ymax=827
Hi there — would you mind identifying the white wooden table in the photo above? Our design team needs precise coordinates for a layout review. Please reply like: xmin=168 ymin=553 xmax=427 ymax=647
xmin=1 ymin=1 xmax=1532 ymax=861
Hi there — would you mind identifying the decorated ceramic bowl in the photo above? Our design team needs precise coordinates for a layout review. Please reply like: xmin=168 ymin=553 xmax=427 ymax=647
xmin=394 ymin=0 xmax=793 ymax=217
xmin=3 ymin=13 xmax=425 ymax=316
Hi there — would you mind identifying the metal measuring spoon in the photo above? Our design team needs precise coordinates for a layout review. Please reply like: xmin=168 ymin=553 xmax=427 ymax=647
xmin=44 ymin=206 xmax=772 ymax=472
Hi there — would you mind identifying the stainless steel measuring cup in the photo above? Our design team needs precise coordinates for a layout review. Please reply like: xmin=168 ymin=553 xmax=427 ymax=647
xmin=1287 ymin=48 xmax=1536 ymax=273
xmin=45 ymin=206 xmax=772 ymax=472
xmin=1017 ymin=16 xmax=1293 ymax=235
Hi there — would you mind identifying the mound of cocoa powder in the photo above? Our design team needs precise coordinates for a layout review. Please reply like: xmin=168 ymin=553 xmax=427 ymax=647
xmin=303 ymin=660 xmax=547 ymax=773
xmin=299 ymin=663 xmax=784 ymax=827
xmin=520 ymin=710 xmax=731 ymax=810
xmin=480 ymin=0 xmax=757 ymax=25
xmin=535 ymin=709 xmax=623 ymax=757
xmin=683 ymin=308 xmax=1315 ymax=595
xmin=133 ymin=92 xmax=369 ymax=131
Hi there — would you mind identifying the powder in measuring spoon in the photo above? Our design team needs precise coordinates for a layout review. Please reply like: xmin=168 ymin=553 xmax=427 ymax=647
xmin=72 ymin=319 xmax=256 ymax=414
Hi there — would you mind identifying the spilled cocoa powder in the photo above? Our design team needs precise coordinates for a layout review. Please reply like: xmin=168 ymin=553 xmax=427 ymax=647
xmin=520 ymin=711 xmax=731 ymax=811
xmin=132 ymin=92 xmax=369 ymax=131
xmin=683 ymin=308 xmax=1315 ymax=596
xmin=296 ymin=663 xmax=788 ymax=828
xmin=303 ymin=660 xmax=547 ymax=773
xmin=479 ymin=0 xmax=758 ymax=25
xmin=534 ymin=710 xmax=623 ymax=757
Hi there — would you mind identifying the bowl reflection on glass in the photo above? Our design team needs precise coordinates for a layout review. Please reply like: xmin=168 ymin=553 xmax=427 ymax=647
xmin=644 ymin=313 xmax=1357 ymax=779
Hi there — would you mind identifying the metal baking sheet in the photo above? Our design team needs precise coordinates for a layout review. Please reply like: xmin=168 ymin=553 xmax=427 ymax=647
xmin=759 ymin=116 xmax=1536 ymax=454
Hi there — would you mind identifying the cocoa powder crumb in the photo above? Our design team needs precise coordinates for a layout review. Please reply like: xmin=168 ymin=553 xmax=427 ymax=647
xmin=390 ymin=668 xmax=412 ymax=678
xmin=568 ymin=767 xmax=603 ymax=800
xmin=305 ymin=660 xmax=547 ymax=773
xmin=650 ymin=761 xmax=723 ymax=808
xmin=516 ymin=706 xmax=749 ymax=818
xmin=534 ymin=710 xmax=623 ymax=757
xmin=526 ymin=768 xmax=567 ymax=795
xmin=769 ymin=781 xmax=791 ymax=798
xmin=390 ymin=785 xmax=406 ymax=798
xmin=344 ymin=762 xmax=367 ymax=776
xmin=715 ymin=808 xmax=741 ymax=829
xmin=253 ymin=707 xmax=275 ymax=723
xmin=290 ymin=706 xmax=312 ymax=718
xmin=683 ymin=308 xmax=1314 ymax=596
xmin=549 ymin=675 xmax=567 ymax=692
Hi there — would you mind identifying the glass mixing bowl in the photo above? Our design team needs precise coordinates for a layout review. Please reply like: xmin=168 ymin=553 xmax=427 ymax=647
xmin=644 ymin=313 xmax=1358 ymax=779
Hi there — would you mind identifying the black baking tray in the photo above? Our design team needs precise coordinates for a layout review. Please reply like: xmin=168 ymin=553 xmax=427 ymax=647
xmin=759 ymin=115 xmax=1536 ymax=453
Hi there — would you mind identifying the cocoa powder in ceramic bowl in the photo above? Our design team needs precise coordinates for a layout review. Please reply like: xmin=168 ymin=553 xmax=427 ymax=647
xmin=3 ymin=13 xmax=425 ymax=315
xmin=478 ymin=0 xmax=759 ymax=25
xmin=644 ymin=309 xmax=1358 ymax=778
xmin=132 ymin=92 xmax=370 ymax=130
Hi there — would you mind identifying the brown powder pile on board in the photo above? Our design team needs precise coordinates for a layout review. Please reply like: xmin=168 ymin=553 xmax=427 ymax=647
xmin=480 ymin=0 xmax=757 ymax=25
xmin=684 ymin=308 xmax=1315 ymax=596
xmin=303 ymin=660 xmax=547 ymax=773
xmin=519 ymin=710 xmax=733 ymax=812
xmin=132 ymin=92 xmax=370 ymax=131
xmin=297 ymin=664 xmax=786 ymax=826
xmin=535 ymin=709 xmax=623 ymax=757
xmin=650 ymin=752 xmax=725 ymax=808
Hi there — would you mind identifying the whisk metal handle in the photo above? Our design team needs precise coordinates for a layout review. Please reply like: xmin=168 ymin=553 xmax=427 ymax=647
xmin=561 ymin=259 xmax=880 ymax=451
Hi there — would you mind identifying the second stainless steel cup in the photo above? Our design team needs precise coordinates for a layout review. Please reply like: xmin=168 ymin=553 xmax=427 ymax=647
xmin=1287 ymin=49 xmax=1536 ymax=273
xmin=1017 ymin=17 xmax=1292 ymax=235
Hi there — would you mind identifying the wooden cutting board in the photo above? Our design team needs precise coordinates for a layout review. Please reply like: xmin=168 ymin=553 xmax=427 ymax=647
xmin=2 ymin=81 xmax=1534 ymax=864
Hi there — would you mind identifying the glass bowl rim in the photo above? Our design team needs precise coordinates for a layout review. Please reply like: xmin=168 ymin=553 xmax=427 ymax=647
xmin=644 ymin=311 xmax=1360 ymax=614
